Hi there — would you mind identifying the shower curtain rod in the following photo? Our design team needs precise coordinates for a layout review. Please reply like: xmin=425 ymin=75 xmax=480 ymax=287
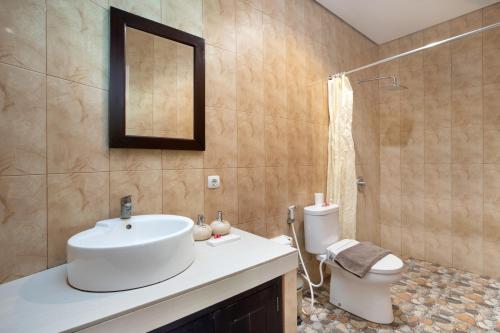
xmin=329 ymin=21 xmax=500 ymax=78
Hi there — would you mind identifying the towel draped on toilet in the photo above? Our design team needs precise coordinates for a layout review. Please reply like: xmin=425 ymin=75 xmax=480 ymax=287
xmin=334 ymin=242 xmax=391 ymax=278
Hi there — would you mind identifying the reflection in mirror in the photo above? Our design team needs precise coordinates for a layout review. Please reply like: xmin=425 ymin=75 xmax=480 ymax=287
xmin=125 ymin=27 xmax=194 ymax=139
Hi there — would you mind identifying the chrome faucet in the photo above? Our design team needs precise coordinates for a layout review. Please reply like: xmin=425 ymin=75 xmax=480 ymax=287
xmin=120 ymin=195 xmax=132 ymax=219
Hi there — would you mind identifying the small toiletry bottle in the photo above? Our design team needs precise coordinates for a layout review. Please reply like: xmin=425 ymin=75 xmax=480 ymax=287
xmin=193 ymin=214 xmax=212 ymax=241
xmin=314 ymin=193 xmax=324 ymax=206
xmin=210 ymin=211 xmax=231 ymax=235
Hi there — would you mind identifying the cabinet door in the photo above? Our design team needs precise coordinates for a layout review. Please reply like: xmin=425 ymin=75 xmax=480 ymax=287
xmin=152 ymin=314 xmax=214 ymax=333
xmin=213 ymin=284 xmax=281 ymax=333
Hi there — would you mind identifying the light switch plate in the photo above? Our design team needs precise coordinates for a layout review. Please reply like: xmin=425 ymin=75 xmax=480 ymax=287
xmin=207 ymin=175 xmax=220 ymax=189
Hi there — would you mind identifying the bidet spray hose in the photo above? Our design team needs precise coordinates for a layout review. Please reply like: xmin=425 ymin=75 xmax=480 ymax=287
xmin=290 ymin=222 xmax=316 ymax=309
xmin=303 ymin=257 xmax=327 ymax=288
xmin=290 ymin=222 xmax=327 ymax=312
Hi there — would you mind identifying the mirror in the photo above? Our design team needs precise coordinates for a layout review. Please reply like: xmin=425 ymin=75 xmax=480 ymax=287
xmin=109 ymin=7 xmax=205 ymax=150
xmin=125 ymin=27 xmax=194 ymax=139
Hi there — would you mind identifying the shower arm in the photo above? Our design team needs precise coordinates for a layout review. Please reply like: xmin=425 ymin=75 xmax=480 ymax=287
xmin=329 ymin=21 xmax=500 ymax=78
xmin=357 ymin=76 xmax=396 ymax=85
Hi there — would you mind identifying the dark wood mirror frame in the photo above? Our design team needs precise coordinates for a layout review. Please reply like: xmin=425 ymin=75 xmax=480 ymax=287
xmin=109 ymin=7 xmax=205 ymax=150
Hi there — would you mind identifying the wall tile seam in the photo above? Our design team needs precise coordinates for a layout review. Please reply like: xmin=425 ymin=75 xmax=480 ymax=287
xmin=0 ymin=60 xmax=46 ymax=77
xmin=45 ymin=1 xmax=49 ymax=271
xmin=481 ymin=9 xmax=487 ymax=273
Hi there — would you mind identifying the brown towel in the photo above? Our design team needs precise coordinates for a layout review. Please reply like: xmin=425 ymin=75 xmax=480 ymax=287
xmin=334 ymin=241 xmax=391 ymax=278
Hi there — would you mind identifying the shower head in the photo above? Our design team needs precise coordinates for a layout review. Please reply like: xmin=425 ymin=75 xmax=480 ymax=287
xmin=383 ymin=81 xmax=407 ymax=91
xmin=358 ymin=75 xmax=407 ymax=91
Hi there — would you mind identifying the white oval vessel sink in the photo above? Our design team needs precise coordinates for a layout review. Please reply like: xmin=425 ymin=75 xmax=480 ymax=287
xmin=67 ymin=215 xmax=195 ymax=292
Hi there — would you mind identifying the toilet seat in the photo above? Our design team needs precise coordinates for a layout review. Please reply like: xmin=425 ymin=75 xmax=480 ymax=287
xmin=326 ymin=239 xmax=403 ymax=275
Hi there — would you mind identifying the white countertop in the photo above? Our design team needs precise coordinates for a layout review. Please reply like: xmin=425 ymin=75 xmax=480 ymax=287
xmin=0 ymin=229 xmax=297 ymax=333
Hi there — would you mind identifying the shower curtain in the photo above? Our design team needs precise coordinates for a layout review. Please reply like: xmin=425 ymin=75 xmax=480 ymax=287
xmin=326 ymin=75 xmax=356 ymax=239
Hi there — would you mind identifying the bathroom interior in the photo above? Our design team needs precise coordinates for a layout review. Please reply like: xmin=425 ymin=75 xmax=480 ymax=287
xmin=0 ymin=0 xmax=499 ymax=332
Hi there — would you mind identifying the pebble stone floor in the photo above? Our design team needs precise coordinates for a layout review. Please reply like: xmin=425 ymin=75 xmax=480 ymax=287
xmin=298 ymin=258 xmax=500 ymax=332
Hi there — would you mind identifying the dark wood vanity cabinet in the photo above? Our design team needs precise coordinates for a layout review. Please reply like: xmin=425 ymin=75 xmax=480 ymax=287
xmin=213 ymin=280 xmax=280 ymax=333
xmin=150 ymin=278 xmax=282 ymax=333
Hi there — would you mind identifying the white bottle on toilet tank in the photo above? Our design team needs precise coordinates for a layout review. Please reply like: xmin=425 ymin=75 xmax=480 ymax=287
xmin=303 ymin=204 xmax=340 ymax=254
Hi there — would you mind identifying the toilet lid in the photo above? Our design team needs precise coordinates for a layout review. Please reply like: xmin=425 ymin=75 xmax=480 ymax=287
xmin=304 ymin=204 xmax=339 ymax=216
xmin=370 ymin=254 xmax=404 ymax=274
xmin=327 ymin=239 xmax=404 ymax=275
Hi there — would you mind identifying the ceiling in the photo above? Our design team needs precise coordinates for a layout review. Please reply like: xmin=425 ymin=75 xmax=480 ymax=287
xmin=317 ymin=0 xmax=499 ymax=44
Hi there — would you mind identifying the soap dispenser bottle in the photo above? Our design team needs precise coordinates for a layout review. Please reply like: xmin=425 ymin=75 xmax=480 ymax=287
xmin=193 ymin=214 xmax=212 ymax=241
xmin=210 ymin=211 xmax=231 ymax=235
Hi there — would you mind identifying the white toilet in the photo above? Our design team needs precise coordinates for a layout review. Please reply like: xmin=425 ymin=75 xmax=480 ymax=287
xmin=303 ymin=204 xmax=404 ymax=324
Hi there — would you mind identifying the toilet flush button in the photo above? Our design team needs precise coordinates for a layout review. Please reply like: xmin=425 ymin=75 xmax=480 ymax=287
xmin=207 ymin=175 xmax=220 ymax=188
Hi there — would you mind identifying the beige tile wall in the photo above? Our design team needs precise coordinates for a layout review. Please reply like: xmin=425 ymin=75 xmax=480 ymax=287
xmin=378 ymin=3 xmax=500 ymax=278
xmin=351 ymin=54 xmax=381 ymax=246
xmin=0 ymin=0 xmax=378 ymax=283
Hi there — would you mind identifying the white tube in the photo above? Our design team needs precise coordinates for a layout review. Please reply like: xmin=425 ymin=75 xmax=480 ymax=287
xmin=302 ymin=257 xmax=326 ymax=288
xmin=291 ymin=223 xmax=315 ymax=309
xmin=291 ymin=223 xmax=327 ymax=311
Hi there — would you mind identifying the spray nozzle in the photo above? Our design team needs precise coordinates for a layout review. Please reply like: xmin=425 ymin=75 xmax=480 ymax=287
xmin=287 ymin=205 xmax=296 ymax=224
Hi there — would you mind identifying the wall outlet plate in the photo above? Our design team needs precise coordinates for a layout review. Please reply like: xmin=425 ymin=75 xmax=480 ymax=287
xmin=207 ymin=175 xmax=220 ymax=189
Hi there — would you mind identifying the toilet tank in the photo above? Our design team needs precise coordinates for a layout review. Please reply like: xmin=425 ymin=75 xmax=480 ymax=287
xmin=303 ymin=204 xmax=340 ymax=254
